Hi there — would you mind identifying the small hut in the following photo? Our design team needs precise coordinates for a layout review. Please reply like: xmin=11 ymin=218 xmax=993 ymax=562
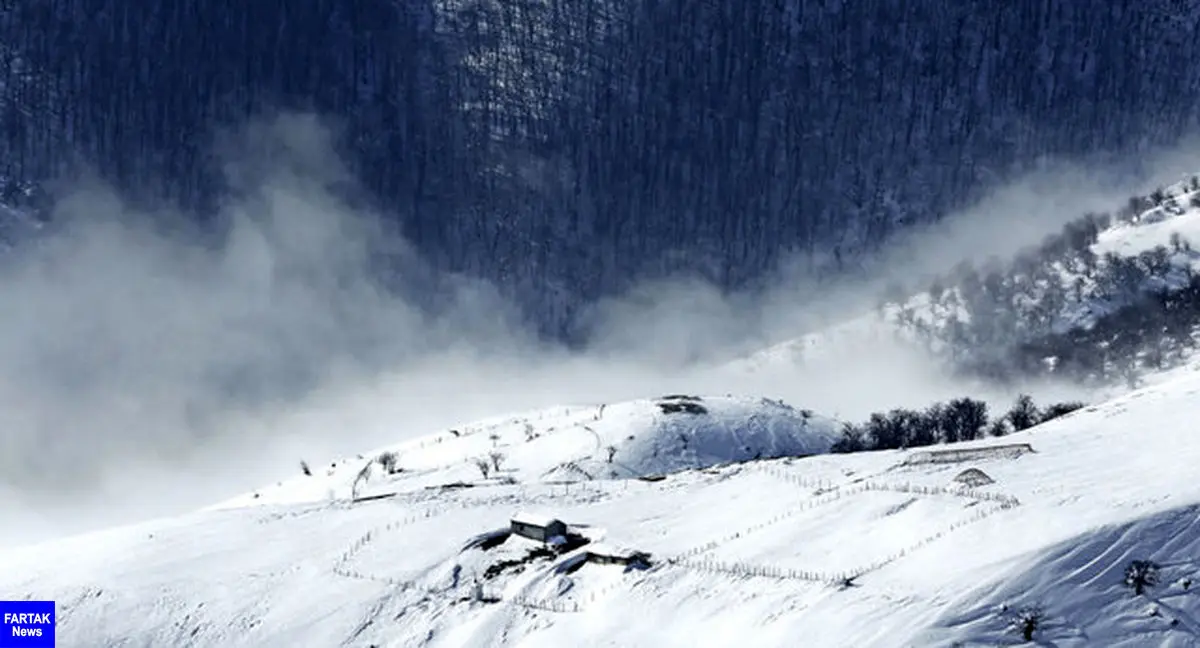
xmin=953 ymin=468 xmax=995 ymax=487
xmin=510 ymin=512 xmax=568 ymax=542
xmin=586 ymin=543 xmax=653 ymax=568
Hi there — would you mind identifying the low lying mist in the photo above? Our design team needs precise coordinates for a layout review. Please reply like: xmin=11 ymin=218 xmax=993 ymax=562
xmin=1 ymin=114 xmax=1195 ymax=546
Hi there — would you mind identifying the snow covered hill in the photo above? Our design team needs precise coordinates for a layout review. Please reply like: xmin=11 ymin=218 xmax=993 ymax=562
xmin=6 ymin=375 xmax=1200 ymax=646
xmin=210 ymin=394 xmax=841 ymax=509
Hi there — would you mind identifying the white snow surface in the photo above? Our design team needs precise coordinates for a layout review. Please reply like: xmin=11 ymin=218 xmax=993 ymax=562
xmin=6 ymin=376 xmax=1200 ymax=646
xmin=208 ymin=394 xmax=840 ymax=509
xmin=510 ymin=512 xmax=563 ymax=528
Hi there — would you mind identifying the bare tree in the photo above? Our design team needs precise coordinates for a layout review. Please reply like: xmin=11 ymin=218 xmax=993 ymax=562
xmin=474 ymin=458 xmax=492 ymax=479
xmin=489 ymin=451 xmax=506 ymax=472
xmin=605 ymin=445 xmax=617 ymax=463
xmin=376 ymin=451 xmax=400 ymax=474
xmin=300 ymin=460 xmax=312 ymax=477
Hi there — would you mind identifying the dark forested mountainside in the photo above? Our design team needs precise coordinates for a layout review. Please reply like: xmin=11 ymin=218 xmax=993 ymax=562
xmin=2 ymin=1 xmax=1200 ymax=336
xmin=887 ymin=181 xmax=1200 ymax=387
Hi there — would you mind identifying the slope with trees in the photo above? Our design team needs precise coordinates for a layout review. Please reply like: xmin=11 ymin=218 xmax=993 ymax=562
xmin=3 ymin=2 xmax=1200 ymax=335
xmin=883 ymin=180 xmax=1200 ymax=387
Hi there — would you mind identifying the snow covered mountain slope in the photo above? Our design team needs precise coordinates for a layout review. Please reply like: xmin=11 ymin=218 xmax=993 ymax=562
xmin=5 ymin=374 xmax=1200 ymax=646
xmin=210 ymin=394 xmax=841 ymax=509
xmin=726 ymin=309 xmax=904 ymax=374
xmin=726 ymin=176 xmax=1200 ymax=382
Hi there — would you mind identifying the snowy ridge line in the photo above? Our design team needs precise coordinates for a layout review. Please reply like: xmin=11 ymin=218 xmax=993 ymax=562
xmin=219 ymin=396 xmax=837 ymax=511
xmin=355 ymin=465 xmax=628 ymax=516
xmin=369 ymin=416 xmax=604 ymax=480
xmin=378 ymin=404 xmax=602 ymax=457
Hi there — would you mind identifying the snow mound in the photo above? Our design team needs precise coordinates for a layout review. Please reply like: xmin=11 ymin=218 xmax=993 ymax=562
xmin=209 ymin=395 xmax=841 ymax=509
xmin=546 ymin=396 xmax=838 ymax=481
